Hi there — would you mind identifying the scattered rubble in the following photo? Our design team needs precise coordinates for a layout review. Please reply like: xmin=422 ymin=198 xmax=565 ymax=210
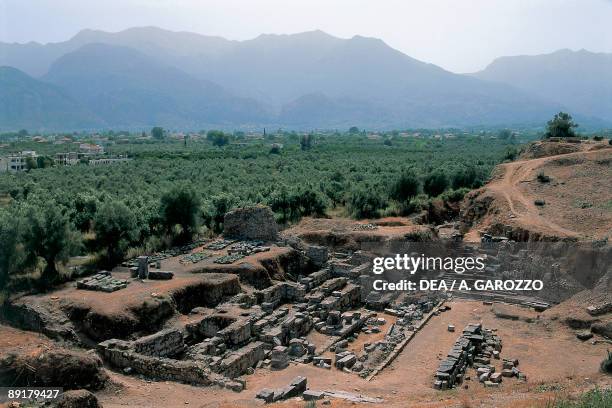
xmin=586 ymin=302 xmax=612 ymax=316
xmin=352 ymin=223 xmax=379 ymax=231
xmin=123 ymin=240 xmax=208 ymax=267
xmin=433 ymin=322 xmax=526 ymax=390
xmin=180 ymin=251 xmax=210 ymax=264
xmin=205 ymin=239 xmax=236 ymax=250
xmin=76 ymin=271 xmax=128 ymax=292
xmin=256 ymin=376 xmax=307 ymax=403
xmin=214 ymin=253 xmax=246 ymax=264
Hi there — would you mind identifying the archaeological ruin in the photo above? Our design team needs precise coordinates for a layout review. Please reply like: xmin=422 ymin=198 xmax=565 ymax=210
xmin=1 ymin=205 xmax=610 ymax=407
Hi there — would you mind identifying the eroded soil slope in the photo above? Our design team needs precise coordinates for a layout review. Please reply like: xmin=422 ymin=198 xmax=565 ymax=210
xmin=462 ymin=141 xmax=611 ymax=242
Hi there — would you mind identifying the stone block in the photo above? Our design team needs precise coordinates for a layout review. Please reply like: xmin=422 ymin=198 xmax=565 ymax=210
xmin=336 ymin=354 xmax=356 ymax=369
xmin=303 ymin=390 xmax=324 ymax=401
xmin=290 ymin=376 xmax=307 ymax=393
xmin=489 ymin=373 xmax=502 ymax=383
xmin=256 ymin=388 xmax=275 ymax=403
xmin=147 ymin=270 xmax=174 ymax=280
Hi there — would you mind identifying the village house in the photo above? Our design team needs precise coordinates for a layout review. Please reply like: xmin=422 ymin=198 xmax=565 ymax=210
xmin=79 ymin=143 xmax=104 ymax=154
xmin=2 ymin=150 xmax=38 ymax=172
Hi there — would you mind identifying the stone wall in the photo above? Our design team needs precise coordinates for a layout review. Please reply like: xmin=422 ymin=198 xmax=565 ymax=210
xmin=98 ymin=340 xmax=222 ymax=386
xmin=186 ymin=315 xmax=236 ymax=339
xmin=254 ymin=282 xmax=307 ymax=310
xmin=132 ymin=328 xmax=185 ymax=358
xmin=218 ymin=319 xmax=253 ymax=346
xmin=219 ymin=341 xmax=266 ymax=378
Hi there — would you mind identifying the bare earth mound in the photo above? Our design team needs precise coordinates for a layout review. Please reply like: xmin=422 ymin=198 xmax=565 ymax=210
xmin=0 ymin=324 xmax=107 ymax=390
xmin=283 ymin=217 xmax=433 ymax=250
xmin=462 ymin=141 xmax=612 ymax=242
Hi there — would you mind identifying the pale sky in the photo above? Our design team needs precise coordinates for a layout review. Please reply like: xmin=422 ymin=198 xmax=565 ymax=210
xmin=1 ymin=0 xmax=611 ymax=73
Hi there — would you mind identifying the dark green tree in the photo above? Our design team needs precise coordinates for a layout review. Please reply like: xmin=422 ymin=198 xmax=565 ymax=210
xmin=207 ymin=130 xmax=229 ymax=147
xmin=0 ymin=210 xmax=27 ymax=290
xmin=296 ymin=189 xmax=326 ymax=217
xmin=498 ymin=129 xmax=512 ymax=140
xmin=324 ymin=181 xmax=344 ymax=208
xmin=390 ymin=171 xmax=420 ymax=202
xmin=72 ymin=193 xmax=99 ymax=232
xmin=451 ymin=166 xmax=479 ymax=189
xmin=300 ymin=134 xmax=313 ymax=150
xmin=348 ymin=188 xmax=387 ymax=219
xmin=268 ymin=188 xmax=293 ymax=223
xmin=203 ymin=193 xmax=235 ymax=233
xmin=159 ymin=185 xmax=201 ymax=244
xmin=348 ymin=126 xmax=360 ymax=134
xmin=423 ymin=170 xmax=449 ymax=197
xmin=25 ymin=156 xmax=37 ymax=170
xmin=151 ymin=126 xmax=165 ymax=140
xmin=36 ymin=156 xmax=54 ymax=169
xmin=544 ymin=112 xmax=578 ymax=138
xmin=22 ymin=200 xmax=80 ymax=288
xmin=93 ymin=201 xmax=139 ymax=268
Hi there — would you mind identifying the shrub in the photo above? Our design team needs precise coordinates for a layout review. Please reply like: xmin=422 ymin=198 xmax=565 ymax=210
xmin=390 ymin=171 xmax=420 ymax=203
xmin=441 ymin=188 xmax=470 ymax=203
xmin=545 ymin=387 xmax=611 ymax=408
xmin=503 ymin=147 xmax=518 ymax=161
xmin=537 ymin=172 xmax=551 ymax=183
xmin=348 ymin=188 xmax=387 ymax=219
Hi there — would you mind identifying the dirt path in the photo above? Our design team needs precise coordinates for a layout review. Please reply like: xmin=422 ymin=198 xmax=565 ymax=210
xmin=469 ymin=149 xmax=609 ymax=240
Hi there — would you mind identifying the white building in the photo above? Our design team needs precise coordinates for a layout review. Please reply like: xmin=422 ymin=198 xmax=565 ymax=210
xmin=6 ymin=151 xmax=38 ymax=172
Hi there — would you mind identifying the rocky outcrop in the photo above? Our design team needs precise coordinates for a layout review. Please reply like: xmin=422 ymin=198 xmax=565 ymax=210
xmin=224 ymin=205 xmax=278 ymax=241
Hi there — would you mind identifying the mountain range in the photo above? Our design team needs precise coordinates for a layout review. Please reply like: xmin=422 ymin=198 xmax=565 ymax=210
xmin=0 ymin=27 xmax=610 ymax=131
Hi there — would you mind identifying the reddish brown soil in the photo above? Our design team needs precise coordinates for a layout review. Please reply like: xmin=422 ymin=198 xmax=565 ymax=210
xmin=463 ymin=143 xmax=612 ymax=242
xmin=23 ymin=272 xmax=233 ymax=317
xmin=0 ymin=324 xmax=54 ymax=357
xmin=7 ymin=246 xmax=300 ymax=342
xmin=92 ymin=300 xmax=611 ymax=408
xmin=283 ymin=217 xmax=432 ymax=250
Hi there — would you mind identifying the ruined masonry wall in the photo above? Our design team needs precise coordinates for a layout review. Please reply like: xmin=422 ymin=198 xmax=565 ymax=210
xmin=132 ymin=328 xmax=184 ymax=357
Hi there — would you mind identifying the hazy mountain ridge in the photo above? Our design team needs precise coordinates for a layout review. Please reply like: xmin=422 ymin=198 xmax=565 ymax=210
xmin=0 ymin=66 xmax=103 ymax=130
xmin=42 ymin=43 xmax=271 ymax=128
xmin=473 ymin=49 xmax=612 ymax=122
xmin=0 ymin=27 xmax=609 ymax=130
